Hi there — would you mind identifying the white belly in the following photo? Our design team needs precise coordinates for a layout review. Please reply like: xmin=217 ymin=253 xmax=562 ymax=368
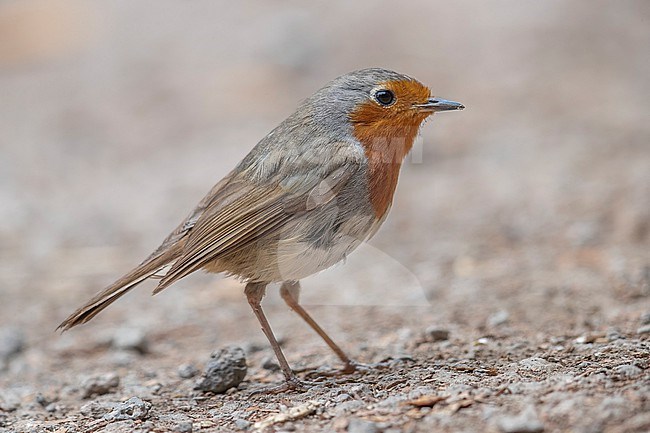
xmin=273 ymin=234 xmax=363 ymax=281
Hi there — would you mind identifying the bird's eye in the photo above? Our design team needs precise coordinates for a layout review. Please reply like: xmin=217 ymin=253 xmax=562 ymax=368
xmin=374 ymin=89 xmax=395 ymax=106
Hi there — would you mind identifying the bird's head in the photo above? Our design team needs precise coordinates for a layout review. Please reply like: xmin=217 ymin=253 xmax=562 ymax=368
xmin=307 ymin=68 xmax=463 ymax=152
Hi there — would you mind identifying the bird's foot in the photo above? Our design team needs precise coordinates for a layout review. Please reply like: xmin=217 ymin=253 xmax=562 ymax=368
xmin=301 ymin=359 xmax=386 ymax=379
xmin=247 ymin=376 xmax=326 ymax=395
xmin=340 ymin=360 xmax=382 ymax=374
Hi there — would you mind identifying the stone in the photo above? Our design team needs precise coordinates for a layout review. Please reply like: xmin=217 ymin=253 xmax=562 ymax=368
xmin=517 ymin=357 xmax=558 ymax=374
xmin=261 ymin=356 xmax=280 ymax=372
xmin=81 ymin=397 xmax=151 ymax=421
xmin=234 ymin=418 xmax=251 ymax=430
xmin=347 ymin=418 xmax=379 ymax=433
xmin=640 ymin=312 xmax=650 ymax=325
xmin=174 ymin=421 xmax=193 ymax=432
xmin=178 ymin=363 xmax=199 ymax=379
xmin=425 ymin=326 xmax=450 ymax=342
xmin=196 ymin=346 xmax=247 ymax=394
xmin=0 ymin=327 xmax=25 ymax=364
xmin=487 ymin=310 xmax=510 ymax=327
xmin=0 ymin=391 xmax=20 ymax=411
xmin=636 ymin=324 xmax=650 ymax=335
xmin=614 ymin=364 xmax=642 ymax=378
xmin=81 ymin=372 xmax=120 ymax=398
xmin=496 ymin=406 xmax=544 ymax=433
xmin=112 ymin=328 xmax=148 ymax=353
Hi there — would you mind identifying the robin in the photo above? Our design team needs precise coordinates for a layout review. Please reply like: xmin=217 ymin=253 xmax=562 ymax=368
xmin=59 ymin=68 xmax=464 ymax=390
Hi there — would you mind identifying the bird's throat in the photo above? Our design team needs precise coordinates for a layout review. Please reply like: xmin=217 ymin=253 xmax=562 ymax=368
xmin=353 ymin=123 xmax=421 ymax=219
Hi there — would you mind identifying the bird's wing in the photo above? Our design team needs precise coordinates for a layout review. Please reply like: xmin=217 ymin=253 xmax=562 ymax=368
xmin=153 ymin=162 xmax=359 ymax=292
xmin=144 ymin=169 xmax=237 ymax=261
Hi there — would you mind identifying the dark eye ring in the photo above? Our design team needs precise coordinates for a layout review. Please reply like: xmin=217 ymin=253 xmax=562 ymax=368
xmin=374 ymin=89 xmax=395 ymax=106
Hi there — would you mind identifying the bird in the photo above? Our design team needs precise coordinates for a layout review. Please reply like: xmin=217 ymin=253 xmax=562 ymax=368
xmin=58 ymin=68 xmax=464 ymax=391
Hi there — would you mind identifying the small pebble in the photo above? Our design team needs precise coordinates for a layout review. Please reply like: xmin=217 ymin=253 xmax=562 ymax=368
xmin=35 ymin=393 xmax=48 ymax=407
xmin=106 ymin=397 xmax=151 ymax=421
xmin=518 ymin=357 xmax=558 ymax=373
xmin=234 ymin=418 xmax=251 ymax=430
xmin=178 ymin=363 xmax=199 ymax=379
xmin=282 ymin=422 xmax=297 ymax=431
xmin=636 ymin=324 xmax=650 ymax=335
xmin=606 ymin=329 xmax=622 ymax=341
xmin=334 ymin=393 xmax=351 ymax=402
xmin=79 ymin=397 xmax=151 ymax=422
xmin=347 ymin=418 xmax=379 ymax=433
xmin=196 ymin=346 xmax=247 ymax=394
xmin=496 ymin=406 xmax=544 ymax=433
xmin=112 ymin=328 xmax=149 ymax=353
xmin=0 ymin=327 xmax=25 ymax=364
xmin=575 ymin=332 xmax=607 ymax=344
xmin=487 ymin=310 xmax=510 ymax=327
xmin=0 ymin=391 xmax=20 ymax=411
xmin=261 ymin=356 xmax=280 ymax=372
xmin=81 ymin=397 xmax=151 ymax=421
xmin=140 ymin=421 xmax=155 ymax=432
xmin=640 ymin=312 xmax=650 ymax=325
xmin=80 ymin=401 xmax=103 ymax=418
xmin=81 ymin=372 xmax=120 ymax=398
xmin=614 ymin=364 xmax=642 ymax=378
xmin=109 ymin=350 xmax=137 ymax=367
xmin=174 ymin=421 xmax=193 ymax=432
xmin=397 ymin=327 xmax=413 ymax=342
xmin=332 ymin=400 xmax=365 ymax=416
xmin=425 ymin=326 xmax=450 ymax=342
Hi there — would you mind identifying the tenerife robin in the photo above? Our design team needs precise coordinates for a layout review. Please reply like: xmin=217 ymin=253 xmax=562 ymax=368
xmin=59 ymin=68 xmax=464 ymax=390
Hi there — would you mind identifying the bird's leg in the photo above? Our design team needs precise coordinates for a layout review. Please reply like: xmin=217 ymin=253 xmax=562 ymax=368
xmin=244 ymin=282 xmax=310 ymax=391
xmin=280 ymin=280 xmax=357 ymax=374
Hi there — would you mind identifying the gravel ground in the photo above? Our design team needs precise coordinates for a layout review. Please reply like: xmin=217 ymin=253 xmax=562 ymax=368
xmin=1 ymin=1 xmax=649 ymax=432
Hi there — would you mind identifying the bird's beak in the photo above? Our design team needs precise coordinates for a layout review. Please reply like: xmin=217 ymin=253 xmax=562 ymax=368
xmin=414 ymin=98 xmax=465 ymax=112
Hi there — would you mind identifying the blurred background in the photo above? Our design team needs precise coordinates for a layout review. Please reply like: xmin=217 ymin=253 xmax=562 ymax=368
xmin=0 ymin=0 xmax=648 ymax=381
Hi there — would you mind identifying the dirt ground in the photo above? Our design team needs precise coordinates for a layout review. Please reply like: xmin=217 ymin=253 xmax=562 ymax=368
xmin=1 ymin=1 xmax=649 ymax=432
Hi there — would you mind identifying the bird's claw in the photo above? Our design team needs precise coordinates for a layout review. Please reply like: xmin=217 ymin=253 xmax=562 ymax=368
xmin=302 ymin=360 xmax=381 ymax=378
xmin=247 ymin=376 xmax=324 ymax=395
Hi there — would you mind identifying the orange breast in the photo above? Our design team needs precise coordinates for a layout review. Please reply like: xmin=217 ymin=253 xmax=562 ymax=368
xmin=349 ymin=79 xmax=430 ymax=218
xmin=353 ymin=123 xmax=421 ymax=218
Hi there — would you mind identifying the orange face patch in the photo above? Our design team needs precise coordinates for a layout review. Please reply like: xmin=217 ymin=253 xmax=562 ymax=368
xmin=349 ymin=79 xmax=432 ymax=218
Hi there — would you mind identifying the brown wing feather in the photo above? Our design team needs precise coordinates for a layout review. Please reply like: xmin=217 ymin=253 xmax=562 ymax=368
xmin=153 ymin=185 xmax=292 ymax=291
xmin=154 ymin=164 xmax=357 ymax=292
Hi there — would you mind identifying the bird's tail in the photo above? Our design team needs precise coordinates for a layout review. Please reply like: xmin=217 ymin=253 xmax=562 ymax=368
xmin=57 ymin=245 xmax=182 ymax=332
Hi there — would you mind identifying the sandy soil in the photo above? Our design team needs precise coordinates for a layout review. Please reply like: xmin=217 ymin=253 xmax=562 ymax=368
xmin=1 ymin=1 xmax=648 ymax=432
